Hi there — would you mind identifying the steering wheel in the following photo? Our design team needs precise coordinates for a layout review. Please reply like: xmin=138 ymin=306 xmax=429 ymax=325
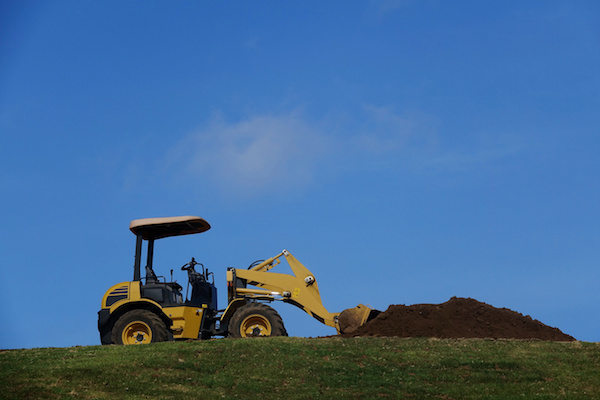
xmin=181 ymin=257 xmax=198 ymax=271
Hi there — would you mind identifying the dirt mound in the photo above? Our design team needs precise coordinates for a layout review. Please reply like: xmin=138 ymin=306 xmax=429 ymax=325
xmin=342 ymin=297 xmax=575 ymax=341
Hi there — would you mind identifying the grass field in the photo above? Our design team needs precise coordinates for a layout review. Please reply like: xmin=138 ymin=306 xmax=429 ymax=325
xmin=1 ymin=337 xmax=598 ymax=399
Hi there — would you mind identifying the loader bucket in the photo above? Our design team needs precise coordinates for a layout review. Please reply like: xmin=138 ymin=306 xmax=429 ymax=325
xmin=338 ymin=304 xmax=381 ymax=334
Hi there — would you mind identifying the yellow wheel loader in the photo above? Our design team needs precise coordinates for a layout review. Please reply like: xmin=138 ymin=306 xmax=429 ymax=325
xmin=98 ymin=216 xmax=378 ymax=345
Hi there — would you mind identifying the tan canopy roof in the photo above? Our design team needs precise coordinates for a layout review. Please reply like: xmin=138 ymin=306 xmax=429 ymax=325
xmin=129 ymin=216 xmax=211 ymax=240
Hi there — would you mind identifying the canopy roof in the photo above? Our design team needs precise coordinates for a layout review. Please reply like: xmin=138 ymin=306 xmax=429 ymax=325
xmin=129 ymin=216 xmax=211 ymax=240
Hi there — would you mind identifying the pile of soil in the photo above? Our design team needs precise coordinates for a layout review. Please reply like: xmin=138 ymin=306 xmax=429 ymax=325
xmin=342 ymin=297 xmax=575 ymax=341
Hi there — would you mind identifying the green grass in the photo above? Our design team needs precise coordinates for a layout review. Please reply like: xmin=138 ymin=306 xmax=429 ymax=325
xmin=1 ymin=337 xmax=598 ymax=399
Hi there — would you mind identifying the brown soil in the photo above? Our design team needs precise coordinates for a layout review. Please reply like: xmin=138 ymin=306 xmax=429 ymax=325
xmin=341 ymin=297 xmax=575 ymax=341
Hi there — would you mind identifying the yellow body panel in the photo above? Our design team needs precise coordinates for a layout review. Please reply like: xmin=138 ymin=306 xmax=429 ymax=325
xmin=163 ymin=306 xmax=204 ymax=339
xmin=101 ymin=281 xmax=163 ymax=314
xmin=101 ymin=281 xmax=131 ymax=309
xmin=220 ymin=297 xmax=246 ymax=322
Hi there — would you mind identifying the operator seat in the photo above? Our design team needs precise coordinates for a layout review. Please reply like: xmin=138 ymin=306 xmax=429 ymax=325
xmin=145 ymin=266 xmax=158 ymax=284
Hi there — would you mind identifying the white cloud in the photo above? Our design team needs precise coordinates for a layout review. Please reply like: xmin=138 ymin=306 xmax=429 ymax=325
xmin=165 ymin=107 xmax=525 ymax=197
xmin=356 ymin=105 xmax=438 ymax=152
xmin=354 ymin=105 xmax=527 ymax=174
xmin=171 ymin=112 xmax=329 ymax=196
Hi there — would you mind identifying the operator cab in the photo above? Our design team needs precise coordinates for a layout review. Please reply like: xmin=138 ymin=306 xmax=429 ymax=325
xmin=130 ymin=216 xmax=216 ymax=309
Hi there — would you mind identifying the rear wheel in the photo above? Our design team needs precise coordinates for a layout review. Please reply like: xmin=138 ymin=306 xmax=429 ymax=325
xmin=111 ymin=310 xmax=169 ymax=345
xmin=228 ymin=303 xmax=287 ymax=338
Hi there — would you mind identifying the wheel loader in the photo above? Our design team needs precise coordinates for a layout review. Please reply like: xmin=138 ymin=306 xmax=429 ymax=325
xmin=98 ymin=216 xmax=378 ymax=345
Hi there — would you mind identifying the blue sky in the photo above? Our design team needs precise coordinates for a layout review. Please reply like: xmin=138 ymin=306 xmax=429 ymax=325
xmin=1 ymin=1 xmax=599 ymax=349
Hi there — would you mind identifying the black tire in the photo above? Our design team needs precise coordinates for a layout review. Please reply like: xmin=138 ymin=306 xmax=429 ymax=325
xmin=228 ymin=303 xmax=287 ymax=338
xmin=111 ymin=309 xmax=170 ymax=345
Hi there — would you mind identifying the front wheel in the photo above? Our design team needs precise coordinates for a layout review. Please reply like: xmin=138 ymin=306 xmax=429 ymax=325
xmin=228 ymin=303 xmax=287 ymax=338
xmin=111 ymin=310 xmax=170 ymax=345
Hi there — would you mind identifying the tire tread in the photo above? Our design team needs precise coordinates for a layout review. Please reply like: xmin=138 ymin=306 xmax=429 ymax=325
xmin=228 ymin=303 xmax=287 ymax=338
xmin=111 ymin=309 xmax=169 ymax=344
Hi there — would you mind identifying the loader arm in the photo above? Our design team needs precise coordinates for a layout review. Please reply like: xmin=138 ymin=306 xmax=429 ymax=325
xmin=228 ymin=250 xmax=340 ymax=330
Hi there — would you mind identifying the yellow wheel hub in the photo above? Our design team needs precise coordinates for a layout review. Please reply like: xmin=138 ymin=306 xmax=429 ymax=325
xmin=122 ymin=321 xmax=152 ymax=344
xmin=240 ymin=315 xmax=272 ymax=337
